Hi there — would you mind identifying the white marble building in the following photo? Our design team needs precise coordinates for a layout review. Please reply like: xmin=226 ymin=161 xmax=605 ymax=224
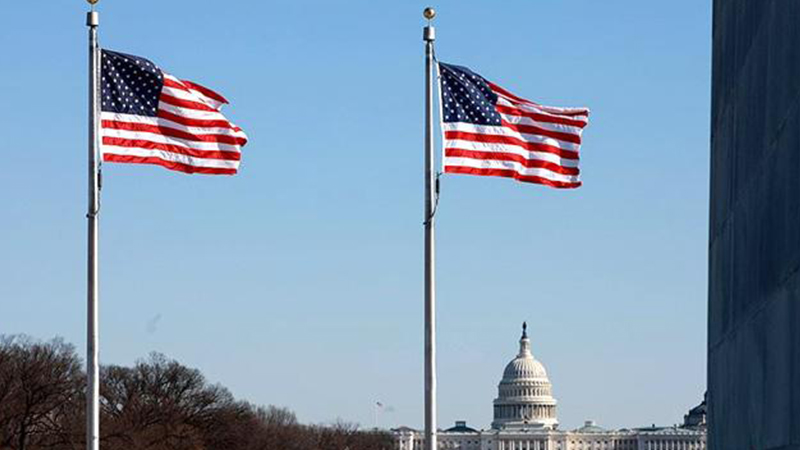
xmin=394 ymin=324 xmax=705 ymax=450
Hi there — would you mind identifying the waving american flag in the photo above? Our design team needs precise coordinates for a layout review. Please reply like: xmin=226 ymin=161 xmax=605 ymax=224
xmin=100 ymin=50 xmax=247 ymax=175
xmin=439 ymin=62 xmax=589 ymax=188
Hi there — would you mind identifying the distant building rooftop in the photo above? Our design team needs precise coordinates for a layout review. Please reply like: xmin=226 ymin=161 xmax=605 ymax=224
xmin=444 ymin=421 xmax=479 ymax=433
xmin=573 ymin=420 xmax=607 ymax=433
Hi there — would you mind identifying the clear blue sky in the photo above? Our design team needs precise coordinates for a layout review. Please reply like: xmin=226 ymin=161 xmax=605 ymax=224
xmin=0 ymin=0 xmax=710 ymax=431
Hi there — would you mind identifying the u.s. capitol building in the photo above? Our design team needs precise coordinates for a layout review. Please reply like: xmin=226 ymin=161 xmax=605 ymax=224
xmin=393 ymin=324 xmax=706 ymax=450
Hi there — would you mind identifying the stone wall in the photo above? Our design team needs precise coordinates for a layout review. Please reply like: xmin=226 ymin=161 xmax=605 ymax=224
xmin=708 ymin=1 xmax=800 ymax=449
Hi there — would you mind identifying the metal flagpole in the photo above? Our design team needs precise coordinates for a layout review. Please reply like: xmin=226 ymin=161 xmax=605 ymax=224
xmin=86 ymin=3 xmax=101 ymax=450
xmin=422 ymin=7 xmax=437 ymax=450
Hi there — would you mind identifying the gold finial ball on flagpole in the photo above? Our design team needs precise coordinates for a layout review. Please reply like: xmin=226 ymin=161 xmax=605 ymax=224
xmin=423 ymin=7 xmax=436 ymax=20
xmin=87 ymin=0 xmax=99 ymax=4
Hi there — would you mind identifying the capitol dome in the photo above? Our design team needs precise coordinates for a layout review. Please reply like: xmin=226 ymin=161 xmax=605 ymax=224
xmin=491 ymin=323 xmax=558 ymax=430
xmin=502 ymin=353 xmax=549 ymax=381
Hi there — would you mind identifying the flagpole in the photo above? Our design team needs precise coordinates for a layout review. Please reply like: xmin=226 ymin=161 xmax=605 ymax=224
xmin=422 ymin=7 xmax=437 ymax=450
xmin=86 ymin=4 xmax=101 ymax=450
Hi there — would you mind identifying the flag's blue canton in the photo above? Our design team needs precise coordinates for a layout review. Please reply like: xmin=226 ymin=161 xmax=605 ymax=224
xmin=439 ymin=62 xmax=501 ymax=125
xmin=101 ymin=50 xmax=164 ymax=117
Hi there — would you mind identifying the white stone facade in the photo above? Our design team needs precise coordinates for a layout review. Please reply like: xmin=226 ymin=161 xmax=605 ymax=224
xmin=492 ymin=323 xmax=557 ymax=430
xmin=396 ymin=427 xmax=705 ymax=450
xmin=393 ymin=325 xmax=705 ymax=450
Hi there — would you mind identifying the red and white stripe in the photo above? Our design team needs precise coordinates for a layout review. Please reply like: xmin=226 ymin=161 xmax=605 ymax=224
xmin=442 ymin=80 xmax=589 ymax=189
xmin=101 ymin=74 xmax=247 ymax=175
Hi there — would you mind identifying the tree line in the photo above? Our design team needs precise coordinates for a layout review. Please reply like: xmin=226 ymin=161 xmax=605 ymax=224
xmin=0 ymin=336 xmax=392 ymax=450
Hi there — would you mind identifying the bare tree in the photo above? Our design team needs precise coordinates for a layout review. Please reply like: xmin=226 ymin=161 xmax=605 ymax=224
xmin=255 ymin=405 xmax=297 ymax=428
xmin=0 ymin=337 xmax=393 ymax=450
xmin=100 ymin=353 xmax=240 ymax=450
xmin=0 ymin=336 xmax=83 ymax=450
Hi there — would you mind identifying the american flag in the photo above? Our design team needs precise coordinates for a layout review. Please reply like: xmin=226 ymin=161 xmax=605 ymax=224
xmin=439 ymin=62 xmax=589 ymax=188
xmin=100 ymin=50 xmax=248 ymax=175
